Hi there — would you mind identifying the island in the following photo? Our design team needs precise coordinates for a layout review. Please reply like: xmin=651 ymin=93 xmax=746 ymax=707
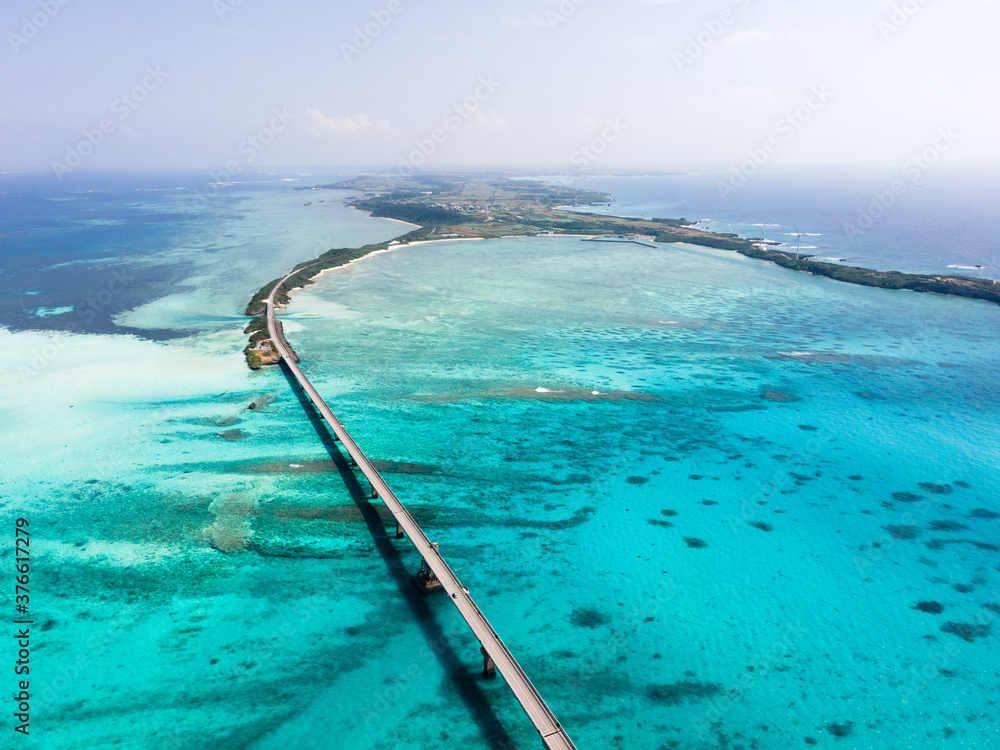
xmin=243 ymin=173 xmax=1000 ymax=369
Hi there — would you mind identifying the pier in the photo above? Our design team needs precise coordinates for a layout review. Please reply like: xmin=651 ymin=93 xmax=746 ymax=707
xmin=264 ymin=268 xmax=578 ymax=750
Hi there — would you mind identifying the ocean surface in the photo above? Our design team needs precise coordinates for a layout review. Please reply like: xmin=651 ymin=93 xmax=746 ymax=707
xmin=570 ymin=168 xmax=1000 ymax=281
xmin=1 ymin=169 xmax=998 ymax=750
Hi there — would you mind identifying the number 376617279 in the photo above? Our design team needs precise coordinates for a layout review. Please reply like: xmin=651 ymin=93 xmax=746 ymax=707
xmin=15 ymin=518 xmax=30 ymax=611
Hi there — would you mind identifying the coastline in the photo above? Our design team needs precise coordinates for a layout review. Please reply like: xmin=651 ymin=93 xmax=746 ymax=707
xmin=286 ymin=237 xmax=488 ymax=288
xmin=401 ymin=237 xmax=485 ymax=247
xmin=286 ymin=236 xmax=485 ymax=293
xmin=243 ymin=176 xmax=1000 ymax=369
xmin=243 ymin=233 xmax=502 ymax=368
xmin=368 ymin=213 xmax=421 ymax=228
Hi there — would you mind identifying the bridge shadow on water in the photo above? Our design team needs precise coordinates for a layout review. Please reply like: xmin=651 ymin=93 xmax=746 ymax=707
xmin=280 ymin=363 xmax=518 ymax=750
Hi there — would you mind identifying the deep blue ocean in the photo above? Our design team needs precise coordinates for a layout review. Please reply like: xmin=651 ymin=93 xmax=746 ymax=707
xmin=1 ymin=168 xmax=997 ymax=750
xmin=2 ymin=167 xmax=997 ymax=338
xmin=572 ymin=168 xmax=1000 ymax=280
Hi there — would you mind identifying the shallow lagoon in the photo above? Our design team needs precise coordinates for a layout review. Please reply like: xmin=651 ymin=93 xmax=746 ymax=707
xmin=2 ymin=181 xmax=998 ymax=749
xmin=280 ymin=234 xmax=1000 ymax=748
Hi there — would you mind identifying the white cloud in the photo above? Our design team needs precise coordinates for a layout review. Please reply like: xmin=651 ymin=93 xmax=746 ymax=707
xmin=470 ymin=109 xmax=509 ymax=130
xmin=306 ymin=109 xmax=394 ymax=138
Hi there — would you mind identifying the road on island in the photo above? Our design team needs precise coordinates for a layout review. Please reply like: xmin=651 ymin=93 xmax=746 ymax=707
xmin=264 ymin=266 xmax=578 ymax=750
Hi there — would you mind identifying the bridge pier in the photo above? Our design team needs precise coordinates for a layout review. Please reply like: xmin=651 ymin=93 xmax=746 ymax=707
xmin=414 ymin=542 xmax=443 ymax=592
xmin=481 ymin=646 xmax=496 ymax=678
xmin=394 ymin=524 xmax=405 ymax=539
xmin=370 ymin=486 xmax=378 ymax=499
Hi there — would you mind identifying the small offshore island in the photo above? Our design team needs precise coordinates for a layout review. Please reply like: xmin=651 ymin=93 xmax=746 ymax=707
xmin=243 ymin=173 xmax=1000 ymax=369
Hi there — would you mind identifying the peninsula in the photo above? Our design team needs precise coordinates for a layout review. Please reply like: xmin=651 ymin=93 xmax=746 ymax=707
xmin=244 ymin=173 xmax=1000 ymax=368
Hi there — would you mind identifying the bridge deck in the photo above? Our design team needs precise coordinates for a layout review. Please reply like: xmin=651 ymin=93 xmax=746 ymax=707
xmin=265 ymin=270 xmax=577 ymax=750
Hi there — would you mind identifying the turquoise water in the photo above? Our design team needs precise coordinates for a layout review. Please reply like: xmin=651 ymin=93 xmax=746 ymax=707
xmin=2 ymin=177 xmax=998 ymax=749
xmin=281 ymin=235 xmax=1000 ymax=749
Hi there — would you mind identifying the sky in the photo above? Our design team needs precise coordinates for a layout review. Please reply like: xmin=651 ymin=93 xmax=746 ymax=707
xmin=2 ymin=0 xmax=999 ymax=175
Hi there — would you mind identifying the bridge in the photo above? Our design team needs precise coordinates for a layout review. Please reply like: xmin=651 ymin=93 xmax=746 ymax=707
xmin=263 ymin=267 xmax=578 ymax=750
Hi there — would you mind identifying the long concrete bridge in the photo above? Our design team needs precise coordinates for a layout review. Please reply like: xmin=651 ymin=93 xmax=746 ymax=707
xmin=264 ymin=268 xmax=578 ymax=750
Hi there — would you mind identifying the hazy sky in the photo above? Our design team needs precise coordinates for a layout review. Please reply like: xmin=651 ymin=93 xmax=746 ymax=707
xmin=3 ymin=0 xmax=999 ymax=174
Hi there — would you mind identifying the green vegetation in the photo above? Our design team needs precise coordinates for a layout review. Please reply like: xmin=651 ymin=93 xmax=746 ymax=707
xmin=243 ymin=316 xmax=271 ymax=348
xmin=242 ymin=226 xmax=435 ymax=366
xmin=244 ymin=316 xmax=268 ymax=335
xmin=244 ymin=172 xmax=999 ymax=369
xmin=245 ymin=281 xmax=281 ymax=317
xmin=738 ymin=245 xmax=1000 ymax=305
xmin=664 ymin=233 xmax=753 ymax=252
xmin=353 ymin=198 xmax=470 ymax=225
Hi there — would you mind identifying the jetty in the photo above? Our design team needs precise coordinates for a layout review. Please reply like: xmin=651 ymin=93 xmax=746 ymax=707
xmin=582 ymin=234 xmax=658 ymax=248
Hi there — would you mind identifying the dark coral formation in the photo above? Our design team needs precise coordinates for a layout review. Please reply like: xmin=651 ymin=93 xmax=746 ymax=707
xmin=827 ymin=721 xmax=854 ymax=738
xmin=969 ymin=508 xmax=999 ymax=520
xmin=929 ymin=520 xmax=969 ymax=532
xmin=761 ymin=391 xmax=800 ymax=402
xmin=648 ymin=519 xmax=675 ymax=528
xmin=646 ymin=680 xmax=722 ymax=705
xmin=571 ymin=608 xmax=610 ymax=629
xmin=884 ymin=525 xmax=921 ymax=540
xmin=684 ymin=537 xmax=708 ymax=549
xmin=926 ymin=538 xmax=1000 ymax=552
xmin=912 ymin=601 xmax=944 ymax=614
xmin=941 ymin=621 xmax=991 ymax=643
xmin=919 ymin=482 xmax=953 ymax=495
